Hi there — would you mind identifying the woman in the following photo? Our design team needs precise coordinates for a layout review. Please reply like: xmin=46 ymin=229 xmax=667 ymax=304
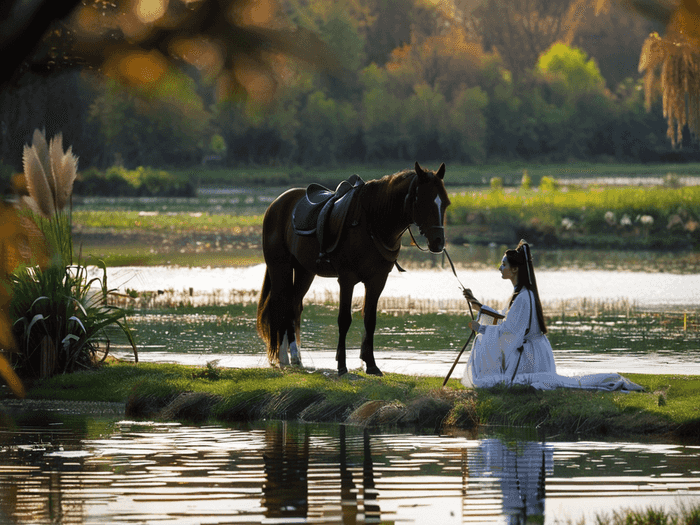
xmin=461 ymin=240 xmax=642 ymax=391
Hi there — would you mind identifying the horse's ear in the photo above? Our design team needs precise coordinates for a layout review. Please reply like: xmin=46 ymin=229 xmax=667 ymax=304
xmin=436 ymin=163 xmax=445 ymax=180
xmin=415 ymin=161 xmax=430 ymax=183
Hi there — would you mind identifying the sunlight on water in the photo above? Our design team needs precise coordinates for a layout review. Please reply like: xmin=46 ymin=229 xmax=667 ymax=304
xmin=96 ymin=264 xmax=700 ymax=310
xmin=0 ymin=420 xmax=698 ymax=525
xmin=114 ymin=302 xmax=700 ymax=376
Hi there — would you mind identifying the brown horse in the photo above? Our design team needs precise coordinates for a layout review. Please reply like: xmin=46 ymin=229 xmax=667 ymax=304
xmin=256 ymin=162 xmax=449 ymax=376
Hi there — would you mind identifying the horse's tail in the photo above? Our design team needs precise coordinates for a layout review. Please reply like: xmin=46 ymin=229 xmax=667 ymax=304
xmin=256 ymin=266 xmax=284 ymax=365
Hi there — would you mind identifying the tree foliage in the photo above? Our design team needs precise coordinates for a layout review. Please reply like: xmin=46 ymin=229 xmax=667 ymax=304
xmin=0 ymin=0 xmax=693 ymax=171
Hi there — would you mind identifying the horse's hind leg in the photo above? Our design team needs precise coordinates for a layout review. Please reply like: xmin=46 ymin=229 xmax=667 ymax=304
xmin=267 ymin=259 xmax=296 ymax=367
xmin=289 ymin=267 xmax=314 ymax=367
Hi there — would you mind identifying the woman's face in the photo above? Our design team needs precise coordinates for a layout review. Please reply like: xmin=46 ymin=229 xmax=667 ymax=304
xmin=499 ymin=255 xmax=517 ymax=281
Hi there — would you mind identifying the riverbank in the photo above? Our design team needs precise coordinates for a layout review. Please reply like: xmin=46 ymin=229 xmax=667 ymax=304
xmin=10 ymin=362 xmax=700 ymax=444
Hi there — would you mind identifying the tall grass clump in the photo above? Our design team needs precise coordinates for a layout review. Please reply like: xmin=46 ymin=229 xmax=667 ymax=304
xmin=7 ymin=130 xmax=136 ymax=380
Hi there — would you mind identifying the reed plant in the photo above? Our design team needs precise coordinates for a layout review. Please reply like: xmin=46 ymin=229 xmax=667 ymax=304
xmin=7 ymin=130 xmax=136 ymax=380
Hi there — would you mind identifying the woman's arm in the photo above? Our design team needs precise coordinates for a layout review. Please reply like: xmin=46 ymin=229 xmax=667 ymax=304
xmin=482 ymin=290 xmax=532 ymax=347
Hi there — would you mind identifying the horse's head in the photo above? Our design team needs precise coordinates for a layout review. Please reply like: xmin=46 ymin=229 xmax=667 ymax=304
xmin=409 ymin=161 xmax=449 ymax=254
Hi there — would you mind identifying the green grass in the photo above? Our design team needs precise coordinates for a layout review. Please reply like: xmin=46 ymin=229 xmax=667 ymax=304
xmin=23 ymin=362 xmax=700 ymax=441
xmin=77 ymin=244 xmax=263 ymax=267
xmin=170 ymin=162 xmax=700 ymax=188
xmin=72 ymin=210 xmax=264 ymax=231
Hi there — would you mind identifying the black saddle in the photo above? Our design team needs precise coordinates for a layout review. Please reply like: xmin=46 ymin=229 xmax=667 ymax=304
xmin=292 ymin=174 xmax=365 ymax=257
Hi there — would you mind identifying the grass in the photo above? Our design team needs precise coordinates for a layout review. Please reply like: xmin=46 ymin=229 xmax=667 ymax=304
xmin=72 ymin=210 xmax=264 ymax=231
xmin=20 ymin=362 xmax=700 ymax=441
xmin=564 ymin=504 xmax=700 ymax=525
xmin=170 ymin=162 xmax=700 ymax=188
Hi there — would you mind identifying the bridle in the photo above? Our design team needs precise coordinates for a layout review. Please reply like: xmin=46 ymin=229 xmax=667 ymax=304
xmin=404 ymin=172 xmax=445 ymax=244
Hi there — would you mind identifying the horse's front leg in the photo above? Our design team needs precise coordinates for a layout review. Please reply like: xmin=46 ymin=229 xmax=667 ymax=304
xmin=336 ymin=279 xmax=355 ymax=377
xmin=360 ymin=275 xmax=388 ymax=376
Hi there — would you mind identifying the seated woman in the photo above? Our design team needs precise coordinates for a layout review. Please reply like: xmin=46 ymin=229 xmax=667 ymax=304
xmin=461 ymin=240 xmax=642 ymax=392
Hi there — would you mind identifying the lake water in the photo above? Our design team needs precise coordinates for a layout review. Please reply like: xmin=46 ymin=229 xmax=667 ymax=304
xmin=4 ymin=261 xmax=691 ymax=524
xmin=99 ymin=264 xmax=700 ymax=311
xmin=1 ymin=416 xmax=699 ymax=525
xmin=98 ymin=264 xmax=700 ymax=376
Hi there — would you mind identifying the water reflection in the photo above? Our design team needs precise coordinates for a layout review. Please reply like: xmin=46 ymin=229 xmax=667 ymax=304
xmin=469 ymin=439 xmax=552 ymax=524
xmin=262 ymin=422 xmax=310 ymax=520
xmin=260 ymin=421 xmax=381 ymax=524
xmin=0 ymin=416 xmax=698 ymax=524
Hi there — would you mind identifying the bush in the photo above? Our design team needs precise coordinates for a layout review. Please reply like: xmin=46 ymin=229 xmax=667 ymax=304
xmin=10 ymin=258 xmax=136 ymax=379
xmin=75 ymin=166 xmax=195 ymax=197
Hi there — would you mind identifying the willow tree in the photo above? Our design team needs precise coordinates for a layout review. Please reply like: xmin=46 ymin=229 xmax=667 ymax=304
xmin=571 ymin=0 xmax=700 ymax=146
xmin=631 ymin=0 xmax=700 ymax=146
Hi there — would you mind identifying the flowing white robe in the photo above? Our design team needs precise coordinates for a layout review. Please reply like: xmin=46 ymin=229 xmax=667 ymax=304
xmin=461 ymin=289 xmax=643 ymax=392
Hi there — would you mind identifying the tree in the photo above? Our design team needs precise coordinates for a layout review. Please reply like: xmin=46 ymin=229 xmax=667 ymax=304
xmin=591 ymin=0 xmax=700 ymax=145
xmin=467 ymin=0 xmax=581 ymax=82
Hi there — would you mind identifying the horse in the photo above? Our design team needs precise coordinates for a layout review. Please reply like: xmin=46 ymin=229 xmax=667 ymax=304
xmin=256 ymin=162 xmax=449 ymax=377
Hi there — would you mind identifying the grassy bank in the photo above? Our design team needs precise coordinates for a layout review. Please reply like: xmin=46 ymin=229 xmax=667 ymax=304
xmin=168 ymin=162 xmax=700 ymax=188
xmin=70 ymin=180 xmax=700 ymax=262
xmin=19 ymin=362 xmax=700 ymax=442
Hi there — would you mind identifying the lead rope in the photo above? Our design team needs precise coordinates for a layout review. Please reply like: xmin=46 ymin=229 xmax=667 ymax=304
xmin=405 ymin=226 xmax=478 ymax=387
xmin=441 ymin=246 xmax=476 ymax=386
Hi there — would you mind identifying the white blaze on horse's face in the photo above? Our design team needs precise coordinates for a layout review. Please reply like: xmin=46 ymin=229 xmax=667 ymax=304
xmin=434 ymin=195 xmax=444 ymax=226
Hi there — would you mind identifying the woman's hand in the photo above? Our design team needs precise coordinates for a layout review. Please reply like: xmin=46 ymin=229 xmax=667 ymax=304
xmin=463 ymin=288 xmax=481 ymax=309
xmin=469 ymin=321 xmax=480 ymax=332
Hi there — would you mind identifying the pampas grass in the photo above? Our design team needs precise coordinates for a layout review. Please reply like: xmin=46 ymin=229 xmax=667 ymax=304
xmin=21 ymin=129 xmax=78 ymax=218
xmin=7 ymin=130 xmax=136 ymax=380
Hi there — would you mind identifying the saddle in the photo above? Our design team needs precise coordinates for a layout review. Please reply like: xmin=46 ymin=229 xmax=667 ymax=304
xmin=292 ymin=174 xmax=365 ymax=258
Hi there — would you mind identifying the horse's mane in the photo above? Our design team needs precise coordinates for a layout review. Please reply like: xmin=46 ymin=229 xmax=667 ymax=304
xmin=362 ymin=169 xmax=415 ymax=223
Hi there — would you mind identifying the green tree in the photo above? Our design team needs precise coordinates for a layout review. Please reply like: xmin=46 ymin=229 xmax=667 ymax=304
xmin=89 ymin=73 xmax=211 ymax=167
xmin=297 ymin=90 xmax=360 ymax=165
xmin=537 ymin=43 xmax=606 ymax=97
xmin=444 ymin=86 xmax=489 ymax=163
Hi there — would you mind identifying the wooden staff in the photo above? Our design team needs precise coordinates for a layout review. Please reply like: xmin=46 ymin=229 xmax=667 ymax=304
xmin=442 ymin=329 xmax=475 ymax=387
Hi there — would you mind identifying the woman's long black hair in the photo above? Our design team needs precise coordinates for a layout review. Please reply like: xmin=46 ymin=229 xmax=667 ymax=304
xmin=505 ymin=240 xmax=547 ymax=334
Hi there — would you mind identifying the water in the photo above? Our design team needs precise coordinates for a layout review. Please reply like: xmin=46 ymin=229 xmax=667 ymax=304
xmin=113 ymin=303 xmax=700 ymax=376
xmin=0 ymin=417 xmax=698 ymax=525
xmin=97 ymin=264 xmax=700 ymax=375
xmin=99 ymin=264 xmax=700 ymax=310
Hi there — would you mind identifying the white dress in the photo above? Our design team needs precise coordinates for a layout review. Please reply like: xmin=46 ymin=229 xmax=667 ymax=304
xmin=461 ymin=289 xmax=643 ymax=392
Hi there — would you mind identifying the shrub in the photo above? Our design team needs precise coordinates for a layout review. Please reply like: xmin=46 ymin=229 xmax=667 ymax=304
xmin=75 ymin=166 xmax=195 ymax=197
xmin=11 ymin=259 xmax=136 ymax=378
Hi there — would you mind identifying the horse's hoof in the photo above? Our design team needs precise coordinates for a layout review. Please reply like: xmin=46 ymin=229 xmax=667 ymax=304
xmin=365 ymin=366 xmax=383 ymax=377
xmin=291 ymin=357 xmax=302 ymax=367
xmin=338 ymin=367 xmax=348 ymax=377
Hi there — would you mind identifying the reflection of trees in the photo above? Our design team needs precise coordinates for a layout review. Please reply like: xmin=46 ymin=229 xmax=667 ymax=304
xmin=468 ymin=438 xmax=552 ymax=525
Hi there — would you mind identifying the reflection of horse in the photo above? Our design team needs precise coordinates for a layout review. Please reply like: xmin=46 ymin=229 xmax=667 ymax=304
xmin=257 ymin=162 xmax=449 ymax=376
